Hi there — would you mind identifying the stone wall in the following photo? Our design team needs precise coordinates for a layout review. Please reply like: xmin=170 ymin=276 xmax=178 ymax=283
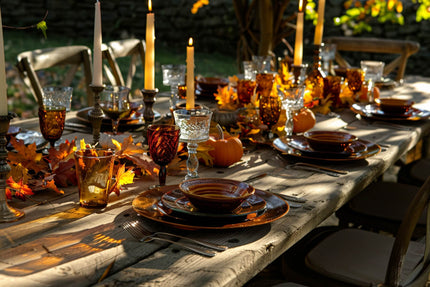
xmin=2 ymin=0 xmax=429 ymax=76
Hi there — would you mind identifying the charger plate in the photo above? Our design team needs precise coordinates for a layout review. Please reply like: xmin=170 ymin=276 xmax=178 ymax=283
xmin=273 ymin=137 xmax=381 ymax=162
xmin=132 ymin=185 xmax=289 ymax=230
xmin=351 ymin=103 xmax=430 ymax=121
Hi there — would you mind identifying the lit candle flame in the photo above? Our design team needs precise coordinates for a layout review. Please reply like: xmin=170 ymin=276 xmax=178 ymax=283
xmin=188 ymin=37 xmax=193 ymax=46
xmin=299 ymin=0 xmax=303 ymax=12
xmin=148 ymin=0 xmax=152 ymax=12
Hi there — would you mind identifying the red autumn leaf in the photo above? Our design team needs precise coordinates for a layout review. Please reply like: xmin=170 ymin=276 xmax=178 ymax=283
xmin=5 ymin=188 xmax=12 ymax=200
xmin=48 ymin=138 xmax=77 ymax=170
xmin=52 ymin=158 xmax=77 ymax=187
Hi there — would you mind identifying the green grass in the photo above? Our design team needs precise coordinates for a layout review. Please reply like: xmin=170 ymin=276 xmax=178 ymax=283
xmin=4 ymin=30 xmax=238 ymax=118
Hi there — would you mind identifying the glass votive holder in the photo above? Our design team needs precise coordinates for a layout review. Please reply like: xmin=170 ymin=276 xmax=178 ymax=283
xmin=74 ymin=149 xmax=115 ymax=208
xmin=252 ymin=55 xmax=272 ymax=74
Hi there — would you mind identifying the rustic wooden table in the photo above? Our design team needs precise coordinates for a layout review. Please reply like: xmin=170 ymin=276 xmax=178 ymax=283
xmin=0 ymin=76 xmax=429 ymax=286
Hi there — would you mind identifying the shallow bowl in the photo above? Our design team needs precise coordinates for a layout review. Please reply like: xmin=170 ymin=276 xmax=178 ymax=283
xmin=179 ymin=178 xmax=255 ymax=213
xmin=196 ymin=77 xmax=228 ymax=91
xmin=304 ymin=131 xmax=358 ymax=153
xmin=377 ymin=98 xmax=414 ymax=114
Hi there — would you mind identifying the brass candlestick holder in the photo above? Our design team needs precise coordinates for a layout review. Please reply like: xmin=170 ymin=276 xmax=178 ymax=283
xmin=0 ymin=113 xmax=24 ymax=223
xmin=88 ymin=85 xmax=105 ymax=147
xmin=141 ymin=88 xmax=158 ymax=141
xmin=291 ymin=64 xmax=308 ymax=85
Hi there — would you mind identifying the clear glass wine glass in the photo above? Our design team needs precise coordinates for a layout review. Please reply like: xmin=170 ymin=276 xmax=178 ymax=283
xmin=100 ymin=86 xmax=131 ymax=135
xmin=173 ymin=108 xmax=213 ymax=180
xmin=162 ymin=64 xmax=186 ymax=109
xmin=279 ymin=84 xmax=305 ymax=137
xmin=320 ymin=43 xmax=337 ymax=75
xmin=147 ymin=124 xmax=180 ymax=186
xmin=360 ymin=60 xmax=385 ymax=103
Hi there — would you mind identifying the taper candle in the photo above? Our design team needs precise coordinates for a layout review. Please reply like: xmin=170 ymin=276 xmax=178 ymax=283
xmin=293 ymin=0 xmax=304 ymax=66
xmin=92 ymin=0 xmax=103 ymax=86
xmin=314 ymin=0 xmax=326 ymax=45
xmin=144 ymin=0 xmax=155 ymax=90
xmin=186 ymin=37 xmax=195 ymax=110
xmin=0 ymin=8 xmax=7 ymax=115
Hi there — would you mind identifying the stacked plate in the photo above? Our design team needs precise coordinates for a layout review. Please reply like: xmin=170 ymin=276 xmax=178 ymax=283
xmin=132 ymin=184 xmax=289 ymax=230
xmin=273 ymin=131 xmax=381 ymax=162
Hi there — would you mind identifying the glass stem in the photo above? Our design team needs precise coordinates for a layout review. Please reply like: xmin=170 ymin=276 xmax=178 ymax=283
xmin=367 ymin=79 xmax=375 ymax=103
xmin=186 ymin=142 xmax=199 ymax=180
xmin=159 ymin=165 xmax=167 ymax=186
xmin=285 ymin=109 xmax=293 ymax=137
xmin=170 ymin=85 xmax=179 ymax=108
xmin=112 ymin=119 xmax=119 ymax=135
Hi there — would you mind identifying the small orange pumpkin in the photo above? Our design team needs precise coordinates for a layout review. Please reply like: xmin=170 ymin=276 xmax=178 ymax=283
xmin=206 ymin=133 xmax=243 ymax=167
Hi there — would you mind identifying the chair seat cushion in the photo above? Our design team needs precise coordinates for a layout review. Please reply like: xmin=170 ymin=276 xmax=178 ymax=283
xmin=305 ymin=229 xmax=424 ymax=286
xmin=349 ymin=182 xmax=426 ymax=224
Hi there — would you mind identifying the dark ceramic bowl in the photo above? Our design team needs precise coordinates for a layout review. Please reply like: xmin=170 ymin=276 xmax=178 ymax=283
xmin=304 ymin=131 xmax=358 ymax=153
xmin=196 ymin=77 xmax=228 ymax=91
xmin=179 ymin=178 xmax=255 ymax=213
xmin=377 ymin=98 xmax=414 ymax=114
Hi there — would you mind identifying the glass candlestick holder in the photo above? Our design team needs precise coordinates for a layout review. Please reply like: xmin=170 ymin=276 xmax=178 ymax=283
xmin=141 ymin=88 xmax=158 ymax=143
xmin=89 ymin=84 xmax=105 ymax=147
xmin=291 ymin=64 xmax=308 ymax=85
xmin=0 ymin=113 xmax=24 ymax=222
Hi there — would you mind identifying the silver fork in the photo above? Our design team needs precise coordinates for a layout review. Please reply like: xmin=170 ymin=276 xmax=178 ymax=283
xmin=130 ymin=220 xmax=227 ymax=251
xmin=123 ymin=222 xmax=218 ymax=257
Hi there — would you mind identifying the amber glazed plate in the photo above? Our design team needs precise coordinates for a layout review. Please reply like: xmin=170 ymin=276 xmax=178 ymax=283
xmin=132 ymin=185 xmax=289 ymax=230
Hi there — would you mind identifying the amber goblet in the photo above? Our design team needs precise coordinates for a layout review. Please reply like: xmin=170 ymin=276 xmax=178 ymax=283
xmin=259 ymin=94 xmax=282 ymax=138
xmin=38 ymin=105 xmax=66 ymax=148
xmin=147 ymin=124 xmax=180 ymax=186
xmin=346 ymin=68 xmax=365 ymax=94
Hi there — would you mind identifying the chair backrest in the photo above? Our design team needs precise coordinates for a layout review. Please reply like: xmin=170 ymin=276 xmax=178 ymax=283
xmin=102 ymin=39 xmax=146 ymax=88
xmin=324 ymin=37 xmax=420 ymax=84
xmin=16 ymin=45 xmax=94 ymax=107
xmin=385 ymin=176 xmax=430 ymax=286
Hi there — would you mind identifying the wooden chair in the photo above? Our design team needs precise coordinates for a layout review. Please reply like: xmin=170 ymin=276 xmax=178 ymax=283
xmin=324 ymin=37 xmax=420 ymax=84
xmin=335 ymin=181 xmax=427 ymax=239
xmin=102 ymin=38 xmax=146 ymax=88
xmin=281 ymin=176 xmax=430 ymax=287
xmin=16 ymin=45 xmax=94 ymax=107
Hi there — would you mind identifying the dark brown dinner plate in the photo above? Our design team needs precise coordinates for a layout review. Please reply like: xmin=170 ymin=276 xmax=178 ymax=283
xmin=132 ymin=185 xmax=289 ymax=230
xmin=351 ymin=103 xmax=430 ymax=121
xmin=273 ymin=136 xmax=381 ymax=161
xmin=76 ymin=107 xmax=162 ymax=129
xmin=161 ymin=188 xmax=267 ymax=220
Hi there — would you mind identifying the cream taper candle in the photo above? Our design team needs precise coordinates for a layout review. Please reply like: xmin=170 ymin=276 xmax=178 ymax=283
xmin=314 ymin=0 xmax=326 ymax=45
xmin=144 ymin=0 xmax=155 ymax=90
xmin=0 ymin=8 xmax=7 ymax=115
xmin=186 ymin=37 xmax=195 ymax=110
xmin=92 ymin=0 xmax=103 ymax=86
xmin=293 ymin=0 xmax=304 ymax=66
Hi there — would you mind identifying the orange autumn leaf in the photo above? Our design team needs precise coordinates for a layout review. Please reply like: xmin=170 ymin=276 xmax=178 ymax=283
xmin=214 ymin=86 xmax=239 ymax=110
xmin=113 ymin=135 xmax=145 ymax=157
xmin=6 ymin=176 xmax=34 ymax=200
xmin=44 ymin=179 xmax=64 ymax=195
xmin=109 ymin=164 xmax=135 ymax=196
xmin=8 ymin=138 xmax=47 ymax=173
xmin=8 ymin=163 xmax=30 ymax=185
